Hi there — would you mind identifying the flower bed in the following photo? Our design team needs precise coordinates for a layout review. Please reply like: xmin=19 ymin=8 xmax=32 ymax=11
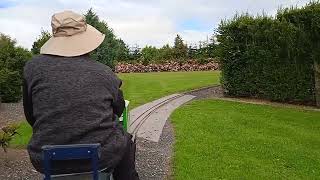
xmin=115 ymin=60 xmax=219 ymax=73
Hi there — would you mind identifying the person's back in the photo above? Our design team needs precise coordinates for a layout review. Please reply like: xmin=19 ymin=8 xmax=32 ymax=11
xmin=23 ymin=10 xmax=139 ymax=180
xmin=24 ymin=54 xmax=127 ymax=174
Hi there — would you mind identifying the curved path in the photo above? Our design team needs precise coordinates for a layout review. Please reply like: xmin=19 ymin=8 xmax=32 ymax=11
xmin=131 ymin=94 xmax=196 ymax=180
xmin=129 ymin=94 xmax=196 ymax=142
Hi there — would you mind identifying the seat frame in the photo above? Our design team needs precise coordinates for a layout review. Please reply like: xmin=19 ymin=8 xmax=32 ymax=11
xmin=42 ymin=143 xmax=110 ymax=180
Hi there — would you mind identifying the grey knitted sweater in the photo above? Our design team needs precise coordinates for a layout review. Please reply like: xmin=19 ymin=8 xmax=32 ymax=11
xmin=23 ymin=54 xmax=127 ymax=174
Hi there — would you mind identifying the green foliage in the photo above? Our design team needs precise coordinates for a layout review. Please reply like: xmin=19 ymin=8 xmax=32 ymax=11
xmin=85 ymin=9 xmax=130 ymax=69
xmin=277 ymin=2 xmax=320 ymax=106
xmin=115 ymin=39 xmax=130 ymax=62
xmin=129 ymin=45 xmax=142 ymax=62
xmin=173 ymin=34 xmax=188 ymax=61
xmin=217 ymin=4 xmax=319 ymax=104
xmin=141 ymin=46 xmax=159 ymax=65
xmin=0 ymin=33 xmax=31 ymax=102
xmin=31 ymin=30 xmax=51 ymax=55
xmin=136 ymin=34 xmax=215 ymax=64
xmin=139 ymin=44 xmax=176 ymax=64
xmin=158 ymin=44 xmax=174 ymax=62
xmin=9 ymin=121 xmax=32 ymax=148
xmin=0 ymin=123 xmax=20 ymax=152
xmin=0 ymin=68 xmax=21 ymax=102
xmin=277 ymin=1 xmax=320 ymax=56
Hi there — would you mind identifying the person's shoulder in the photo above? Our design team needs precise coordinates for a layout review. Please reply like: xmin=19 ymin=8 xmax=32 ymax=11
xmin=24 ymin=55 xmax=53 ymax=77
xmin=25 ymin=54 xmax=50 ymax=67
xmin=91 ymin=59 xmax=113 ymax=73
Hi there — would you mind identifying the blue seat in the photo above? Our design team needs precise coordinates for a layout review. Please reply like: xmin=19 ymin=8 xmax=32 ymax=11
xmin=42 ymin=144 xmax=112 ymax=180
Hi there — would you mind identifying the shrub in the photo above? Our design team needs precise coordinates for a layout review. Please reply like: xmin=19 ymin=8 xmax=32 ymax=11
xmin=217 ymin=12 xmax=315 ymax=104
xmin=0 ymin=68 xmax=22 ymax=103
xmin=31 ymin=30 xmax=52 ymax=55
xmin=0 ymin=123 xmax=20 ymax=152
xmin=0 ymin=33 xmax=31 ymax=102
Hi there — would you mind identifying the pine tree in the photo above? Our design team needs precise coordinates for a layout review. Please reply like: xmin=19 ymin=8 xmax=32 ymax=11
xmin=31 ymin=30 xmax=51 ymax=55
xmin=85 ymin=9 xmax=130 ymax=69
xmin=173 ymin=34 xmax=188 ymax=60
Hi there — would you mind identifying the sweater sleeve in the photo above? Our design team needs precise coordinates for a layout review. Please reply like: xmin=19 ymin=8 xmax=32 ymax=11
xmin=112 ymin=79 xmax=125 ymax=117
xmin=23 ymin=78 xmax=35 ymax=126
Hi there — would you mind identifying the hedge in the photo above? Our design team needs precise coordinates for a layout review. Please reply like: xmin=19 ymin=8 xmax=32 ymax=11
xmin=217 ymin=2 xmax=320 ymax=105
xmin=0 ymin=68 xmax=22 ymax=103
xmin=0 ymin=33 xmax=31 ymax=103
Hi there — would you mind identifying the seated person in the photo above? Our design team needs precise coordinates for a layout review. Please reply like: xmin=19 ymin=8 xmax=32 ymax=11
xmin=23 ymin=10 xmax=139 ymax=180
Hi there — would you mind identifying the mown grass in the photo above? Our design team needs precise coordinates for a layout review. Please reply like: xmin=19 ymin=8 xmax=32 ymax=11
xmin=171 ymin=99 xmax=320 ymax=179
xmin=10 ymin=121 xmax=32 ymax=148
xmin=11 ymin=71 xmax=220 ymax=147
xmin=119 ymin=71 xmax=220 ymax=108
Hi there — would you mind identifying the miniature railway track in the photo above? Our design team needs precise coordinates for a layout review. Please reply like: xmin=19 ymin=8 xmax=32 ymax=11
xmin=129 ymin=94 xmax=184 ymax=136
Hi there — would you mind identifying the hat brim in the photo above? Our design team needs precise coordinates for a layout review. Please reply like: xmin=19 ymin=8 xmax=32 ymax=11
xmin=40 ymin=25 xmax=105 ymax=57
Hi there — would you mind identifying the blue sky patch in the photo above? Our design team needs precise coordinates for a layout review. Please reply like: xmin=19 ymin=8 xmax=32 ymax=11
xmin=178 ymin=18 xmax=209 ymax=31
xmin=0 ymin=1 xmax=15 ymax=8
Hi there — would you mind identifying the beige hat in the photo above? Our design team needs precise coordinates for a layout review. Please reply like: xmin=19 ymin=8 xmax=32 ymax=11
xmin=40 ymin=10 xmax=105 ymax=57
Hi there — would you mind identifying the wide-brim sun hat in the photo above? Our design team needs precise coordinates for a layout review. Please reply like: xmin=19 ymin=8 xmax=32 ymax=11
xmin=40 ymin=10 xmax=105 ymax=57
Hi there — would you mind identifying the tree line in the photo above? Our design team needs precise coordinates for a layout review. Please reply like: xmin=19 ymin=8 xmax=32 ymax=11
xmin=126 ymin=34 xmax=216 ymax=65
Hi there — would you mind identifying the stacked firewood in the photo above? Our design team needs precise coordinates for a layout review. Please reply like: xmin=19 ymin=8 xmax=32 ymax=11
xmin=115 ymin=60 xmax=219 ymax=73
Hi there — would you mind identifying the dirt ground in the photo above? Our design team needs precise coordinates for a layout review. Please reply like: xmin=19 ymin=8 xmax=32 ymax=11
xmin=0 ymin=102 xmax=25 ymax=126
xmin=0 ymin=149 xmax=41 ymax=180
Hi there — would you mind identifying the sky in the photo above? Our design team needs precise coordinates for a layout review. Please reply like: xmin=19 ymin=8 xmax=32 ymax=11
xmin=0 ymin=0 xmax=310 ymax=49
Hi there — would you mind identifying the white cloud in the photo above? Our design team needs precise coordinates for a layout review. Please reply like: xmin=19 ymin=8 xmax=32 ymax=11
xmin=0 ymin=0 xmax=310 ymax=49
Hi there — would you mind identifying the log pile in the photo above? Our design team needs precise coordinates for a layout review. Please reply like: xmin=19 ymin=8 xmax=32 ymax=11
xmin=115 ymin=60 xmax=219 ymax=73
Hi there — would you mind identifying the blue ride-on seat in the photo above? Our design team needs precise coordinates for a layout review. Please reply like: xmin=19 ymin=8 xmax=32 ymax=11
xmin=42 ymin=143 xmax=112 ymax=180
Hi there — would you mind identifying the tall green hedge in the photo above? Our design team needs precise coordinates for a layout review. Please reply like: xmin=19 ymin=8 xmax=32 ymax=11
xmin=278 ymin=2 xmax=320 ymax=106
xmin=0 ymin=33 xmax=32 ymax=103
xmin=217 ymin=3 xmax=320 ymax=105
xmin=0 ymin=68 xmax=21 ymax=103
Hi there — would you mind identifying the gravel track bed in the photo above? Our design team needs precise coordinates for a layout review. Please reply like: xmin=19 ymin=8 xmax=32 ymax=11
xmin=0 ymin=102 xmax=24 ymax=126
xmin=135 ymin=119 xmax=174 ymax=180
xmin=185 ymin=85 xmax=223 ymax=99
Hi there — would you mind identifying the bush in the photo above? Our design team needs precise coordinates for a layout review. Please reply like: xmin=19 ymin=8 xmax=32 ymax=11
xmin=0 ymin=69 xmax=22 ymax=103
xmin=0 ymin=33 xmax=31 ymax=102
xmin=31 ymin=30 xmax=51 ymax=55
xmin=0 ymin=123 xmax=20 ymax=152
xmin=217 ymin=11 xmax=315 ymax=104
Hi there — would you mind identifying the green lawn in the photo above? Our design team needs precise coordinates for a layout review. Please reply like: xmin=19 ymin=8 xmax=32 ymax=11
xmin=10 ymin=121 xmax=32 ymax=148
xmin=11 ymin=71 xmax=220 ymax=147
xmin=119 ymin=71 xmax=220 ymax=108
xmin=171 ymin=99 xmax=320 ymax=179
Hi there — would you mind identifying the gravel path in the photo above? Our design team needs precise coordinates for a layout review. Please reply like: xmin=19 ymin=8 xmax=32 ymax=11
xmin=135 ymin=119 xmax=174 ymax=180
xmin=0 ymin=102 xmax=24 ymax=125
xmin=185 ymin=85 xmax=223 ymax=99
xmin=0 ymin=149 xmax=41 ymax=180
